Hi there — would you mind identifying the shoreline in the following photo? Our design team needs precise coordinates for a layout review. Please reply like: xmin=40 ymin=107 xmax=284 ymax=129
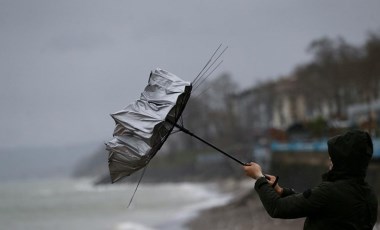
xmin=110 ymin=180 xmax=236 ymax=230
xmin=154 ymin=181 xmax=236 ymax=230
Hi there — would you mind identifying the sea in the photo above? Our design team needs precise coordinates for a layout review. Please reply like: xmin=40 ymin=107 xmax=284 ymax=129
xmin=0 ymin=178 xmax=232 ymax=230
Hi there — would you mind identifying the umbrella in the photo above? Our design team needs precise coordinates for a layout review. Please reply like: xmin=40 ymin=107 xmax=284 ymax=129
xmin=106 ymin=45 xmax=248 ymax=184
xmin=105 ymin=68 xmax=192 ymax=183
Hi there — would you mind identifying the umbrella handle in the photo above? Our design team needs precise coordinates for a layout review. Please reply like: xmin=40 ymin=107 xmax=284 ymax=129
xmin=169 ymin=121 xmax=248 ymax=166
xmin=169 ymin=121 xmax=270 ymax=180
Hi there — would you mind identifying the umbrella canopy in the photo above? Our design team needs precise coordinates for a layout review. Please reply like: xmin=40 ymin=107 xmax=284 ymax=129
xmin=106 ymin=68 xmax=192 ymax=183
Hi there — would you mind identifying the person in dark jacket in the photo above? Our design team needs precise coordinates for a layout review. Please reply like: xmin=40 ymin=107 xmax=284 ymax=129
xmin=243 ymin=130 xmax=378 ymax=229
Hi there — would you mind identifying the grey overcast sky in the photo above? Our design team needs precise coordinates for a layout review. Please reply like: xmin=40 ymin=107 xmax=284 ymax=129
xmin=1 ymin=0 xmax=380 ymax=149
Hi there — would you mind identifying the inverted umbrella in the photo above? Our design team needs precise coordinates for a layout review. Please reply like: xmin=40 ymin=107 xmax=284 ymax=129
xmin=105 ymin=68 xmax=192 ymax=182
xmin=106 ymin=46 xmax=250 ymax=184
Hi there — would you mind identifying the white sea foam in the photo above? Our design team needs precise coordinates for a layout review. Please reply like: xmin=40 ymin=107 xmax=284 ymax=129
xmin=115 ymin=222 xmax=156 ymax=230
xmin=153 ymin=183 xmax=233 ymax=230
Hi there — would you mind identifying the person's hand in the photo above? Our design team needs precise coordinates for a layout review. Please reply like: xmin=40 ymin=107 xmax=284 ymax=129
xmin=265 ymin=174 xmax=283 ymax=195
xmin=243 ymin=162 xmax=264 ymax=180
xmin=265 ymin=174 xmax=277 ymax=186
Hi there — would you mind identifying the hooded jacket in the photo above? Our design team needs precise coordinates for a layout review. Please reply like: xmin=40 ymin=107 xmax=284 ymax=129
xmin=255 ymin=130 xmax=378 ymax=229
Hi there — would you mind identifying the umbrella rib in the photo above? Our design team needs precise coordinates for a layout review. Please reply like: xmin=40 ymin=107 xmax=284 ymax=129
xmin=170 ymin=129 xmax=182 ymax=135
xmin=178 ymin=98 xmax=185 ymax=126
xmin=170 ymin=94 xmax=185 ymax=128
xmin=192 ymin=43 xmax=222 ymax=85
xmin=192 ymin=84 xmax=213 ymax=100
xmin=193 ymin=60 xmax=224 ymax=93
xmin=193 ymin=46 xmax=228 ymax=90
xmin=127 ymin=165 xmax=148 ymax=209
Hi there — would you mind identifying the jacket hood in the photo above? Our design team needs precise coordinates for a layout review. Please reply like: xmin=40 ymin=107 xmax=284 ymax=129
xmin=324 ymin=130 xmax=373 ymax=181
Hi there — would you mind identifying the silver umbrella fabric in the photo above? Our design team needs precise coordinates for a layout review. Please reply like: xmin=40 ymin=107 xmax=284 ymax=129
xmin=106 ymin=68 xmax=192 ymax=183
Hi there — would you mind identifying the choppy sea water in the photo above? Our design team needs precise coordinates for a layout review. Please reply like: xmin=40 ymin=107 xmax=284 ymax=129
xmin=0 ymin=178 xmax=232 ymax=230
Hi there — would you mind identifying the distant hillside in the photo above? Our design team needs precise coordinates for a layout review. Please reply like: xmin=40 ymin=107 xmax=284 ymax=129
xmin=72 ymin=146 xmax=109 ymax=179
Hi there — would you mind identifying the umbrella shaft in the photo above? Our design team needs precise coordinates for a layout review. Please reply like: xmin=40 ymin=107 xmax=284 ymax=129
xmin=171 ymin=122 xmax=247 ymax=166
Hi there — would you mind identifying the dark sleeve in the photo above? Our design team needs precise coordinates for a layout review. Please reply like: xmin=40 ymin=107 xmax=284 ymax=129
xmin=281 ymin=187 xmax=296 ymax=197
xmin=254 ymin=177 xmax=331 ymax=219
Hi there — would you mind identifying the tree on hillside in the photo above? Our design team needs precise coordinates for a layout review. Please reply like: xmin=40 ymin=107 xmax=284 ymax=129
xmin=300 ymin=37 xmax=361 ymax=119
xmin=357 ymin=32 xmax=380 ymax=132
xmin=360 ymin=33 xmax=380 ymax=101
xmin=307 ymin=38 xmax=343 ymax=118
